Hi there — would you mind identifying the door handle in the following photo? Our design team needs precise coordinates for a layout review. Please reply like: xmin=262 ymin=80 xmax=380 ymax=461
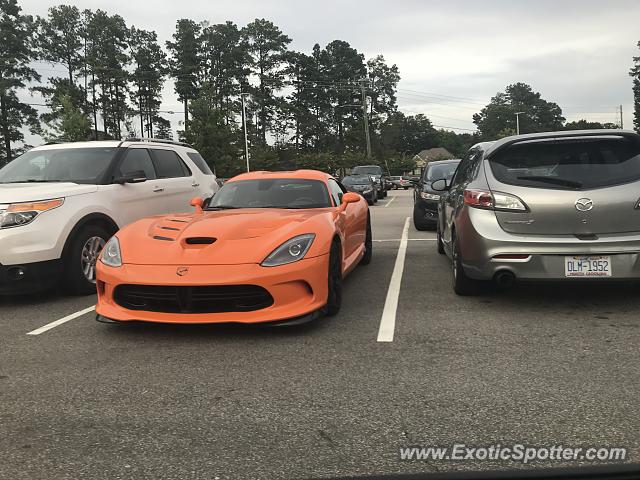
xmin=192 ymin=182 xmax=200 ymax=187
xmin=153 ymin=186 xmax=164 ymax=193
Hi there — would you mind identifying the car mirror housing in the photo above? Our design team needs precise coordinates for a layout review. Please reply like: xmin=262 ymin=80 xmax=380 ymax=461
xmin=190 ymin=196 xmax=204 ymax=214
xmin=342 ymin=192 xmax=360 ymax=204
xmin=114 ymin=170 xmax=147 ymax=184
xmin=431 ymin=179 xmax=450 ymax=191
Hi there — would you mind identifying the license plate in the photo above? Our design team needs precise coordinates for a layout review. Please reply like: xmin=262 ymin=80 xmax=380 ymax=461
xmin=564 ymin=256 xmax=612 ymax=277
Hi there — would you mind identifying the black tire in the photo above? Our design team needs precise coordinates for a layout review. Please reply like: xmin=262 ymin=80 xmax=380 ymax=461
xmin=360 ymin=214 xmax=372 ymax=265
xmin=451 ymin=233 xmax=478 ymax=296
xmin=383 ymin=189 xmax=388 ymax=198
xmin=63 ymin=224 xmax=110 ymax=295
xmin=367 ymin=198 xmax=374 ymax=206
xmin=325 ymin=241 xmax=343 ymax=316
xmin=413 ymin=206 xmax=430 ymax=231
xmin=403 ymin=186 xmax=409 ymax=190
xmin=437 ymin=225 xmax=445 ymax=254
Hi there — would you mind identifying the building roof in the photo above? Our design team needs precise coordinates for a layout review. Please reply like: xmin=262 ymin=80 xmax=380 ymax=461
xmin=413 ymin=147 xmax=455 ymax=167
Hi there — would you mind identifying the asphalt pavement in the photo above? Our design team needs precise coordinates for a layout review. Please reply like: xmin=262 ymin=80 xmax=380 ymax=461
xmin=1 ymin=190 xmax=639 ymax=479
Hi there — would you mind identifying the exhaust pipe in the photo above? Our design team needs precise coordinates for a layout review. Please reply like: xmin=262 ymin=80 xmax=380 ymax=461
xmin=494 ymin=270 xmax=516 ymax=288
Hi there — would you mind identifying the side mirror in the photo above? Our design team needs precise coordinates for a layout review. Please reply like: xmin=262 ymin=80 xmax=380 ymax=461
xmin=431 ymin=179 xmax=450 ymax=192
xmin=114 ymin=170 xmax=147 ymax=184
xmin=190 ymin=196 xmax=204 ymax=214
xmin=342 ymin=192 xmax=360 ymax=204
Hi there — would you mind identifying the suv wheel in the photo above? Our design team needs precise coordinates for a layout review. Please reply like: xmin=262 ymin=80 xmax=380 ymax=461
xmin=451 ymin=233 xmax=478 ymax=296
xmin=64 ymin=225 xmax=109 ymax=295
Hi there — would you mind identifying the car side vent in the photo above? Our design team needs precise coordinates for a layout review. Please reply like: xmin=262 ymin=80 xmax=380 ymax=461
xmin=574 ymin=233 xmax=598 ymax=241
xmin=153 ymin=235 xmax=174 ymax=241
xmin=185 ymin=237 xmax=216 ymax=245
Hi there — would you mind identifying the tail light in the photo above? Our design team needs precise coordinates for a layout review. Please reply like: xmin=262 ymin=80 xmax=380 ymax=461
xmin=463 ymin=189 xmax=528 ymax=212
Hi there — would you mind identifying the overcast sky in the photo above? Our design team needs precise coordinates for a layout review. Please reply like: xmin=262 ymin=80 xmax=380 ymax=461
xmin=19 ymin=0 xmax=640 ymax=140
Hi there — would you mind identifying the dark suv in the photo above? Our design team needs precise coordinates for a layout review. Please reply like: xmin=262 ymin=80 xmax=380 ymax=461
xmin=413 ymin=159 xmax=460 ymax=230
xmin=352 ymin=165 xmax=388 ymax=199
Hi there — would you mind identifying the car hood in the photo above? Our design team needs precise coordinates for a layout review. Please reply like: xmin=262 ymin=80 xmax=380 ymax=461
xmin=0 ymin=183 xmax=97 ymax=203
xmin=117 ymin=208 xmax=335 ymax=265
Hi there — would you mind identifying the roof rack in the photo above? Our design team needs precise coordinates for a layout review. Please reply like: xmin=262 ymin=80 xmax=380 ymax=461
xmin=122 ymin=137 xmax=193 ymax=148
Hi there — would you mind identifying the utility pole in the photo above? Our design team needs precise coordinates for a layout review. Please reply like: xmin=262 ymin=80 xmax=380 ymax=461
xmin=359 ymin=78 xmax=372 ymax=159
xmin=620 ymin=105 xmax=624 ymax=129
xmin=241 ymin=92 xmax=250 ymax=172
xmin=515 ymin=112 xmax=525 ymax=135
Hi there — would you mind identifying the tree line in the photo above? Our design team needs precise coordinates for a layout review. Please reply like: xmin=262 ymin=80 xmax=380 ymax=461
xmin=0 ymin=0 xmax=632 ymax=175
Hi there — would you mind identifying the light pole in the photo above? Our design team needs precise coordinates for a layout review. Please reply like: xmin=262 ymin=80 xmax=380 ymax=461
xmin=515 ymin=112 xmax=525 ymax=135
xmin=241 ymin=92 xmax=250 ymax=172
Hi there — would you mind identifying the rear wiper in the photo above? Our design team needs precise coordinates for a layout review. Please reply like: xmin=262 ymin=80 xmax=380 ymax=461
xmin=516 ymin=175 xmax=583 ymax=189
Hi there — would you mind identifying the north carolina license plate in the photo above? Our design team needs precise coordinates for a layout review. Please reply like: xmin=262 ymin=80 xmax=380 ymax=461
xmin=564 ymin=256 xmax=612 ymax=277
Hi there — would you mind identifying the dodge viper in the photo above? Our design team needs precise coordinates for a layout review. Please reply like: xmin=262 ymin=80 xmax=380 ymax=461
xmin=95 ymin=170 xmax=372 ymax=325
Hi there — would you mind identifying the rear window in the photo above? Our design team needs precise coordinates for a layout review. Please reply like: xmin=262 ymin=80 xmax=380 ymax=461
xmin=151 ymin=149 xmax=190 ymax=178
xmin=186 ymin=152 xmax=213 ymax=175
xmin=352 ymin=166 xmax=382 ymax=175
xmin=489 ymin=137 xmax=640 ymax=190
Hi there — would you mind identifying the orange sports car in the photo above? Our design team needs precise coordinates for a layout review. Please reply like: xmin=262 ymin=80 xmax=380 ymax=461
xmin=95 ymin=170 xmax=372 ymax=325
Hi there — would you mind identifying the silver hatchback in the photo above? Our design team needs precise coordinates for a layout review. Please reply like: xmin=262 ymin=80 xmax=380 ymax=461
xmin=433 ymin=130 xmax=640 ymax=295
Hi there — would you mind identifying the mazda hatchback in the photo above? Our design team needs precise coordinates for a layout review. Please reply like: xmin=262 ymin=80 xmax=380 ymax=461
xmin=433 ymin=130 xmax=640 ymax=295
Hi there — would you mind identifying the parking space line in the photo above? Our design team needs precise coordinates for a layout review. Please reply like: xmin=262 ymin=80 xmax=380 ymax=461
xmin=384 ymin=196 xmax=396 ymax=207
xmin=377 ymin=217 xmax=410 ymax=343
xmin=26 ymin=305 xmax=95 ymax=336
xmin=373 ymin=238 xmax=435 ymax=242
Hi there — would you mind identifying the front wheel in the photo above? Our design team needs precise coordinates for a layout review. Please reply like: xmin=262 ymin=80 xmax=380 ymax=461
xmin=360 ymin=214 xmax=372 ymax=265
xmin=325 ymin=242 xmax=343 ymax=316
xmin=64 ymin=225 xmax=109 ymax=295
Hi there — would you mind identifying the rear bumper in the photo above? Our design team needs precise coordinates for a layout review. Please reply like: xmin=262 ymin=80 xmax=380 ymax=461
xmin=95 ymin=255 xmax=329 ymax=324
xmin=458 ymin=208 xmax=640 ymax=280
xmin=0 ymin=259 xmax=62 ymax=295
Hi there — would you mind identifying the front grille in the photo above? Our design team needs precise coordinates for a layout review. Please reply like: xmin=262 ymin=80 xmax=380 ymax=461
xmin=114 ymin=284 xmax=274 ymax=314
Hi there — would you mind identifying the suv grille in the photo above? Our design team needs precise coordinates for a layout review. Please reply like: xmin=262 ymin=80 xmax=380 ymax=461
xmin=114 ymin=284 xmax=274 ymax=314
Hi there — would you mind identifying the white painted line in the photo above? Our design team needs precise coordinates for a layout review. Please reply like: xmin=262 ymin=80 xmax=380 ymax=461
xmin=373 ymin=238 xmax=436 ymax=242
xmin=384 ymin=196 xmax=396 ymax=208
xmin=27 ymin=305 xmax=95 ymax=336
xmin=377 ymin=217 xmax=410 ymax=343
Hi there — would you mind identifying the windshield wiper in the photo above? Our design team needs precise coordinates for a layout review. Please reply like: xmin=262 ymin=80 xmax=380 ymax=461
xmin=206 ymin=205 xmax=241 ymax=210
xmin=516 ymin=175 xmax=583 ymax=189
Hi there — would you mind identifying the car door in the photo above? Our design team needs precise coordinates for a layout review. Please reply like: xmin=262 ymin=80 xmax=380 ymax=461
xmin=442 ymin=148 xmax=481 ymax=246
xmin=149 ymin=148 xmax=196 ymax=214
xmin=328 ymin=178 xmax=361 ymax=262
xmin=103 ymin=147 xmax=167 ymax=227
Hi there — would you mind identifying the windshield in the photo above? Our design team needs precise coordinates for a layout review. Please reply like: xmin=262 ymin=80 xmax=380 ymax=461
xmin=0 ymin=148 xmax=118 ymax=184
xmin=489 ymin=137 xmax=640 ymax=190
xmin=425 ymin=162 xmax=460 ymax=181
xmin=342 ymin=175 xmax=371 ymax=186
xmin=208 ymin=178 xmax=332 ymax=209
xmin=352 ymin=166 xmax=382 ymax=175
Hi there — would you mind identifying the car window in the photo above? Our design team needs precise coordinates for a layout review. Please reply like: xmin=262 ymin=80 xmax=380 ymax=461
xmin=489 ymin=137 xmax=640 ymax=190
xmin=352 ymin=166 xmax=382 ymax=176
xmin=117 ymin=149 xmax=157 ymax=180
xmin=151 ymin=149 xmax=190 ymax=178
xmin=327 ymin=178 xmax=344 ymax=206
xmin=451 ymin=149 xmax=481 ymax=186
xmin=208 ymin=179 xmax=332 ymax=209
xmin=424 ymin=162 xmax=460 ymax=182
xmin=186 ymin=152 xmax=213 ymax=175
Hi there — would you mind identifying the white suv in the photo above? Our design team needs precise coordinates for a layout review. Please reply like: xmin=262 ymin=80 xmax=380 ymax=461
xmin=0 ymin=138 xmax=219 ymax=295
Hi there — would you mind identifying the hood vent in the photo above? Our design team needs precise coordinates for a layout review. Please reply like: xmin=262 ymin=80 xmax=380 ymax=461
xmin=185 ymin=237 xmax=216 ymax=245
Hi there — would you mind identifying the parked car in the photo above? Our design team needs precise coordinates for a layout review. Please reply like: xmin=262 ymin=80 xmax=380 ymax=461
xmin=342 ymin=174 xmax=377 ymax=205
xmin=434 ymin=129 xmax=640 ymax=295
xmin=389 ymin=176 xmax=412 ymax=190
xmin=351 ymin=165 xmax=388 ymax=199
xmin=413 ymin=159 xmax=460 ymax=230
xmin=0 ymin=138 xmax=218 ymax=295
xmin=95 ymin=170 xmax=372 ymax=325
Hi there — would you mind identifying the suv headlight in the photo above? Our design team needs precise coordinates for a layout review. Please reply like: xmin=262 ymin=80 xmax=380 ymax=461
xmin=261 ymin=234 xmax=315 ymax=267
xmin=100 ymin=236 xmax=122 ymax=267
xmin=0 ymin=198 xmax=64 ymax=229
xmin=420 ymin=192 xmax=440 ymax=200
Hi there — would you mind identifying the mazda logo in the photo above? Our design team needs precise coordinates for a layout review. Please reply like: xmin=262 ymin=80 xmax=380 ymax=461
xmin=575 ymin=198 xmax=593 ymax=212
xmin=176 ymin=267 xmax=189 ymax=276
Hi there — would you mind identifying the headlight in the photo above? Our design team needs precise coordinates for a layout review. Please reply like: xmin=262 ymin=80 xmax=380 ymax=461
xmin=100 ymin=236 xmax=122 ymax=267
xmin=0 ymin=198 xmax=64 ymax=229
xmin=261 ymin=234 xmax=315 ymax=267
xmin=420 ymin=192 xmax=440 ymax=200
